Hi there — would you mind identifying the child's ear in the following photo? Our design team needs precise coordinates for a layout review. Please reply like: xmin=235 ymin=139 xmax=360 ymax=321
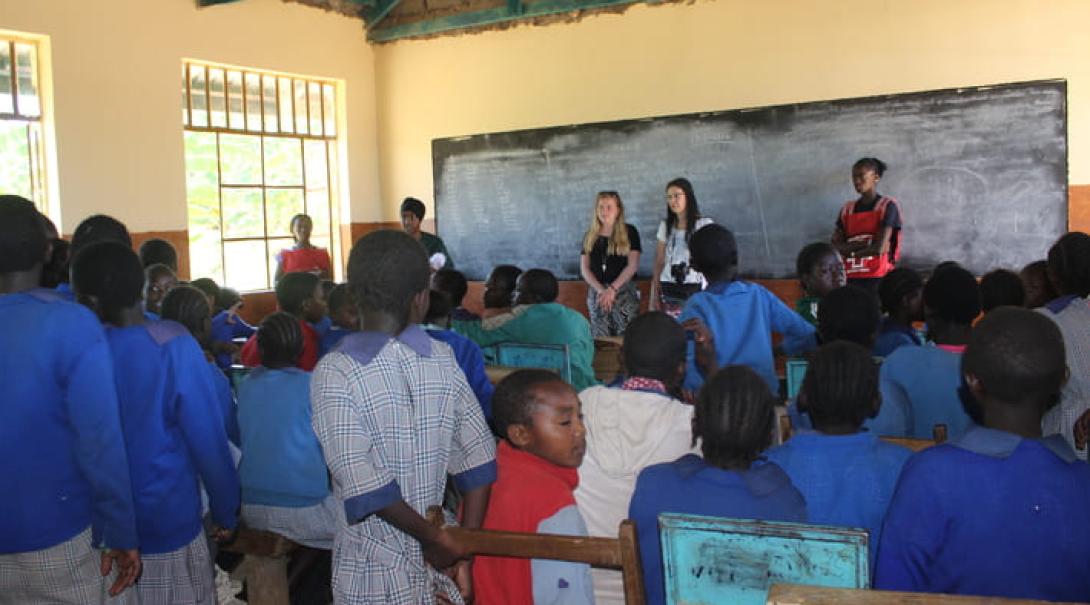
xmin=506 ymin=423 xmax=532 ymax=449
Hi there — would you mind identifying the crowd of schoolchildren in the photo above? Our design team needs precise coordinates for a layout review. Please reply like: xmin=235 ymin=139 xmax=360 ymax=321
xmin=2 ymin=153 xmax=1090 ymax=605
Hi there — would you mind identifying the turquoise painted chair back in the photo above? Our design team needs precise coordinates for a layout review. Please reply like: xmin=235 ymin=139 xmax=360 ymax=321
xmin=785 ymin=359 xmax=809 ymax=400
xmin=227 ymin=365 xmax=252 ymax=393
xmin=659 ymin=513 xmax=868 ymax=605
xmin=494 ymin=342 xmax=572 ymax=383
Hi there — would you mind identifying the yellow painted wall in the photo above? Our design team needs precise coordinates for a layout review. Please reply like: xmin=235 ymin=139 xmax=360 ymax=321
xmin=0 ymin=0 xmax=380 ymax=233
xmin=373 ymin=0 xmax=1090 ymax=220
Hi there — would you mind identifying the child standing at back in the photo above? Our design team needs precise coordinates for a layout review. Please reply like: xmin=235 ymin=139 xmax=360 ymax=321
xmin=240 ymin=271 xmax=325 ymax=371
xmin=72 ymin=241 xmax=239 ymax=604
xmin=474 ymin=370 xmax=594 ymax=604
xmin=766 ymin=341 xmax=911 ymax=572
xmin=877 ymin=308 xmax=1090 ymax=600
xmin=679 ymin=224 xmax=816 ymax=394
xmin=310 ymin=230 xmax=496 ymax=604
xmin=794 ymin=242 xmax=847 ymax=326
xmin=629 ymin=366 xmax=807 ymax=605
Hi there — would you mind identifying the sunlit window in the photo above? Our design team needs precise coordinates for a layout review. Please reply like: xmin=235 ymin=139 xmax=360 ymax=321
xmin=182 ymin=60 xmax=340 ymax=291
xmin=0 ymin=35 xmax=48 ymax=214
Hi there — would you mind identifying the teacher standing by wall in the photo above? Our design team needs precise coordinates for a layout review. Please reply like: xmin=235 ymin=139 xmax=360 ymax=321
xmin=832 ymin=157 xmax=903 ymax=289
xmin=650 ymin=177 xmax=713 ymax=317
xmin=580 ymin=191 xmax=641 ymax=336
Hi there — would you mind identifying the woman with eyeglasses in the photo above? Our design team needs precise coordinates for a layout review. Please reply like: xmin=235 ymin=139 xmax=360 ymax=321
xmin=580 ymin=191 xmax=642 ymax=336
xmin=650 ymin=178 xmax=713 ymax=317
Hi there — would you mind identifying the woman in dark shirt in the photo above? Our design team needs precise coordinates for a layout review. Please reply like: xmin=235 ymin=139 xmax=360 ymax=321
xmin=579 ymin=191 xmax=642 ymax=337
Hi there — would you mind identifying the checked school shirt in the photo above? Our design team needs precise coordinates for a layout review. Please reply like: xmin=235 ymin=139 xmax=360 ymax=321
xmin=311 ymin=325 xmax=497 ymax=604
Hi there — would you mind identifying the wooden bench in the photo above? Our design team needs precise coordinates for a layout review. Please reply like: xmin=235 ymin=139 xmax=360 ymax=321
xmin=220 ymin=528 xmax=300 ymax=605
xmin=593 ymin=336 xmax=624 ymax=383
xmin=766 ymin=583 xmax=1083 ymax=604
xmin=427 ymin=506 xmax=646 ymax=605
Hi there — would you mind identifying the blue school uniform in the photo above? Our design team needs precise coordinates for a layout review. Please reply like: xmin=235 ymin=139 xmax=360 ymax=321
xmin=876 ymin=426 xmax=1090 ymax=601
xmin=425 ymin=325 xmax=495 ymax=421
xmin=867 ymin=344 xmax=971 ymax=439
xmin=211 ymin=310 xmax=256 ymax=370
xmin=106 ymin=320 xmax=240 ymax=554
xmin=238 ymin=367 xmax=329 ymax=506
xmin=0 ymin=289 xmax=138 ymax=553
xmin=320 ymin=326 xmax=353 ymax=358
xmin=628 ymin=454 xmax=807 ymax=605
xmin=765 ymin=432 xmax=911 ymax=572
xmin=873 ymin=318 xmax=922 ymax=358
xmin=680 ymin=280 xmax=816 ymax=394
xmin=310 ymin=315 xmax=333 ymax=339
xmin=54 ymin=281 xmax=75 ymax=301
xmin=208 ymin=361 xmax=240 ymax=446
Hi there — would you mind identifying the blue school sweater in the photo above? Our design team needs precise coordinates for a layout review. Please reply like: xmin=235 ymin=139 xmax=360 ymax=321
xmin=872 ymin=319 xmax=922 ymax=358
xmin=426 ymin=326 xmax=495 ymax=421
xmin=867 ymin=344 xmax=971 ymax=439
xmin=0 ymin=289 xmax=138 ymax=553
xmin=106 ymin=320 xmax=240 ymax=554
xmin=765 ymin=432 xmax=911 ymax=572
xmin=679 ymin=280 xmax=816 ymax=394
xmin=876 ymin=426 xmax=1090 ymax=601
xmin=238 ymin=367 xmax=329 ymax=507
xmin=320 ymin=326 xmax=353 ymax=358
xmin=629 ymin=455 xmax=807 ymax=605
xmin=208 ymin=361 xmax=241 ymax=446
xmin=211 ymin=310 xmax=256 ymax=370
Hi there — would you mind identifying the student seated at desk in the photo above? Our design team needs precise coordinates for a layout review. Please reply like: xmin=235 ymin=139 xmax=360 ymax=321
xmin=869 ymin=264 xmax=978 ymax=439
xmin=210 ymin=287 xmax=255 ymax=370
xmin=766 ymin=341 xmax=910 ymax=573
xmin=876 ymin=308 xmax=1090 ymax=601
xmin=433 ymin=268 xmax=480 ymax=322
xmin=240 ymin=271 xmax=326 ymax=371
xmin=679 ymin=224 xmax=816 ymax=395
xmin=319 ymin=283 xmax=358 ymax=357
xmin=458 ymin=268 xmax=598 ymax=391
xmin=423 ymin=289 xmax=494 ymax=422
xmin=142 ymin=263 xmax=177 ymax=320
xmin=239 ymin=313 xmax=342 ymax=549
xmin=980 ymin=268 xmax=1025 ymax=314
xmin=874 ymin=268 xmax=924 ymax=358
xmin=576 ymin=312 xmax=702 ymax=605
xmin=629 ymin=366 xmax=806 ymax=605
xmin=794 ymin=241 xmax=847 ymax=327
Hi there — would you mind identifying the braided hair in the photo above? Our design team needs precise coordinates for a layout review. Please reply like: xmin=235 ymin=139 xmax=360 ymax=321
xmin=800 ymin=341 xmax=880 ymax=429
xmin=877 ymin=267 xmax=923 ymax=315
xmin=1047 ymin=232 xmax=1090 ymax=297
xmin=692 ymin=365 xmax=777 ymax=469
xmin=257 ymin=311 xmax=303 ymax=367
xmin=161 ymin=285 xmax=212 ymax=343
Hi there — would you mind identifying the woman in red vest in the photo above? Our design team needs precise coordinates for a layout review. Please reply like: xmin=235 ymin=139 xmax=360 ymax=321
xmin=832 ymin=157 xmax=903 ymax=289
xmin=274 ymin=214 xmax=331 ymax=283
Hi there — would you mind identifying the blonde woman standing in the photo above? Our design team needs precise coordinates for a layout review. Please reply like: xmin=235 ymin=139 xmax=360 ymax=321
xmin=580 ymin=191 xmax=642 ymax=336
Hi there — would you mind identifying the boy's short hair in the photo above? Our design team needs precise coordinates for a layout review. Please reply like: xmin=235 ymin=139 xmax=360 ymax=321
xmin=485 ymin=265 xmax=522 ymax=308
xmin=432 ymin=269 xmax=469 ymax=307
xmin=923 ymin=264 xmax=980 ymax=325
xmin=963 ymin=307 xmax=1066 ymax=407
xmin=400 ymin=197 xmax=426 ymax=220
xmin=0 ymin=195 xmax=48 ymax=273
xmin=623 ymin=312 xmax=686 ymax=383
xmin=425 ymin=289 xmax=452 ymax=324
xmin=693 ymin=365 xmax=776 ymax=467
xmin=190 ymin=277 xmax=220 ymax=301
xmin=492 ymin=369 xmax=563 ymax=441
xmin=1047 ymin=232 xmax=1090 ymax=298
xmin=138 ymin=238 xmax=178 ymax=271
xmin=161 ymin=285 xmax=212 ymax=337
xmin=518 ymin=269 xmax=559 ymax=304
xmin=817 ymin=285 xmax=881 ymax=347
xmin=216 ymin=287 xmax=242 ymax=312
xmin=878 ymin=267 xmax=923 ymax=314
xmin=145 ymin=263 xmax=176 ymax=283
xmin=347 ymin=230 xmax=429 ymax=324
xmin=275 ymin=272 xmax=321 ymax=316
xmin=327 ymin=283 xmax=354 ymax=314
xmin=71 ymin=241 xmax=144 ymax=314
xmin=795 ymin=241 xmax=837 ymax=277
xmin=801 ymin=341 xmax=879 ymax=428
xmin=258 ymin=311 xmax=304 ymax=366
xmin=320 ymin=279 xmax=336 ymax=301
xmin=71 ymin=214 xmax=132 ymax=259
xmin=688 ymin=224 xmax=738 ymax=276
xmin=980 ymin=269 xmax=1026 ymax=312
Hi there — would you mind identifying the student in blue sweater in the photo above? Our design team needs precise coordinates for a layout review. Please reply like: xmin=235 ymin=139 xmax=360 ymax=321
xmin=876 ymin=308 xmax=1090 ymax=601
xmin=629 ymin=366 xmax=807 ymax=605
xmin=0 ymin=197 xmax=142 ymax=601
xmin=72 ymin=241 xmax=240 ymax=604
xmin=239 ymin=312 xmax=342 ymax=548
xmin=868 ymin=264 xmax=978 ymax=439
xmin=766 ymin=341 xmax=911 ymax=572
xmin=423 ymin=289 xmax=495 ymax=422
xmin=210 ymin=286 xmax=255 ymax=370
xmin=874 ymin=268 xmax=924 ymax=357
xmin=679 ymin=224 xmax=816 ymax=394
xmin=319 ymin=283 xmax=358 ymax=357
xmin=54 ymin=214 xmax=132 ymax=301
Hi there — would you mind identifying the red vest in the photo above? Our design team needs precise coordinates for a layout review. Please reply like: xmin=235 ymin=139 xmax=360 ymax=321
xmin=839 ymin=196 xmax=901 ymax=279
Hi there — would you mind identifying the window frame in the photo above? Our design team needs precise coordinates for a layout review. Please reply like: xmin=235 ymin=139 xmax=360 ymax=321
xmin=0 ymin=33 xmax=51 ymax=218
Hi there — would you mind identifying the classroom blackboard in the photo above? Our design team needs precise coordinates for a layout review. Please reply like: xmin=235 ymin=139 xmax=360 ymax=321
xmin=433 ymin=80 xmax=1067 ymax=281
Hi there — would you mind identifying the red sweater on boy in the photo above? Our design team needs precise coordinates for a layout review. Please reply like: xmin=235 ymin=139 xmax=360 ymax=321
xmin=474 ymin=440 xmax=594 ymax=605
xmin=239 ymin=318 xmax=318 ymax=371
